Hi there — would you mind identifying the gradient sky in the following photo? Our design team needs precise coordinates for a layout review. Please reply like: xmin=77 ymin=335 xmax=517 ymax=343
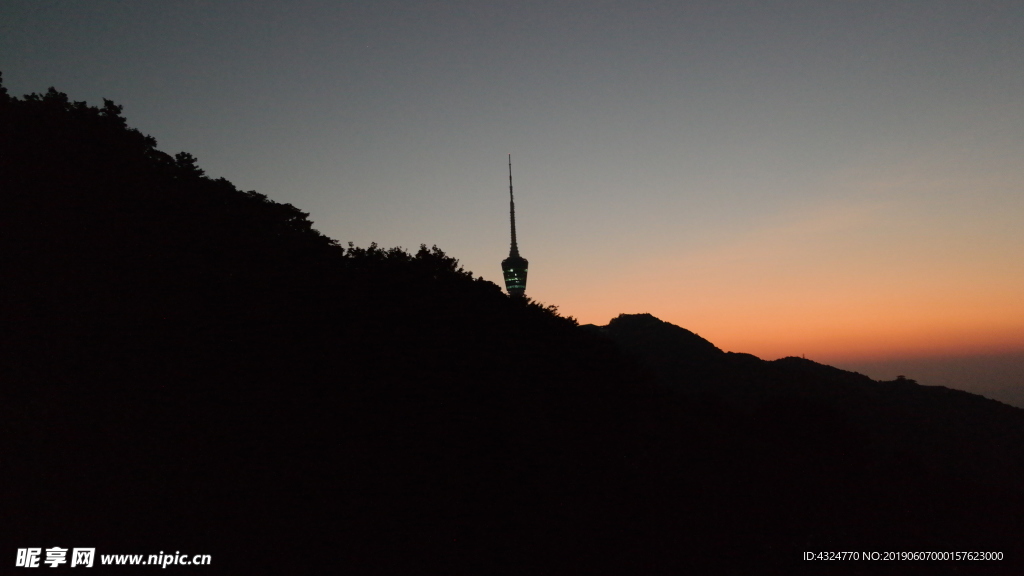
xmin=3 ymin=1 xmax=1022 ymax=400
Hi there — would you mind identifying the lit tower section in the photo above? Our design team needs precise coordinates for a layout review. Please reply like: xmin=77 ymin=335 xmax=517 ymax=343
xmin=501 ymin=154 xmax=528 ymax=297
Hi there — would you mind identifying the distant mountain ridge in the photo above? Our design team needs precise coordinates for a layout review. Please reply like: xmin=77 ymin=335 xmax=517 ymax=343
xmin=587 ymin=312 xmax=1024 ymax=490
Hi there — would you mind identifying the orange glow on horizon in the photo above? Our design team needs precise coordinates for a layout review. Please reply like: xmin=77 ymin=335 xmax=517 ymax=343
xmin=540 ymin=192 xmax=1024 ymax=364
xmin=564 ymin=300 xmax=1024 ymax=364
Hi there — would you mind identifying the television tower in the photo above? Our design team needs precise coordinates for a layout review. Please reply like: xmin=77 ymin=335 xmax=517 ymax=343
xmin=501 ymin=154 xmax=528 ymax=297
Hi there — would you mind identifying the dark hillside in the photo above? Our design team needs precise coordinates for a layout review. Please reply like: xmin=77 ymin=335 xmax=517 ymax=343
xmin=592 ymin=313 xmax=1024 ymax=570
xmin=0 ymin=79 xmax=658 ymax=574
xmin=3 ymin=78 xmax=1023 ymax=574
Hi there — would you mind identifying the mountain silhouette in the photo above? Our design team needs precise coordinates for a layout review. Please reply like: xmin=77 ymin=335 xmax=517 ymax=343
xmin=592 ymin=313 xmax=1024 ymax=489
xmin=3 ymin=76 xmax=1023 ymax=575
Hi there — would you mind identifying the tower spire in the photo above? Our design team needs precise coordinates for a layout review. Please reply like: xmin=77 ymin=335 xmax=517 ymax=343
xmin=508 ymin=154 xmax=519 ymax=257
xmin=500 ymin=154 xmax=529 ymax=297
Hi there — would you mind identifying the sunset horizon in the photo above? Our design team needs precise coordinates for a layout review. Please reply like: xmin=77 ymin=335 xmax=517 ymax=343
xmin=3 ymin=0 xmax=1021 ymax=399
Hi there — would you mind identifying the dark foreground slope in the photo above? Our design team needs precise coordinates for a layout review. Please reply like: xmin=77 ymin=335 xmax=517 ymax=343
xmin=3 ymin=79 xmax=1023 ymax=575
xmin=0 ymin=80 xmax=650 ymax=574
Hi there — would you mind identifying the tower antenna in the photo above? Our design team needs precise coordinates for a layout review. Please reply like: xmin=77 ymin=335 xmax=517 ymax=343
xmin=508 ymin=154 xmax=519 ymax=257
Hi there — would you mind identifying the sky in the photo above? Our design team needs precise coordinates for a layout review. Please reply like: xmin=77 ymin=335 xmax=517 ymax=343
xmin=3 ymin=1 xmax=1022 ymax=403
